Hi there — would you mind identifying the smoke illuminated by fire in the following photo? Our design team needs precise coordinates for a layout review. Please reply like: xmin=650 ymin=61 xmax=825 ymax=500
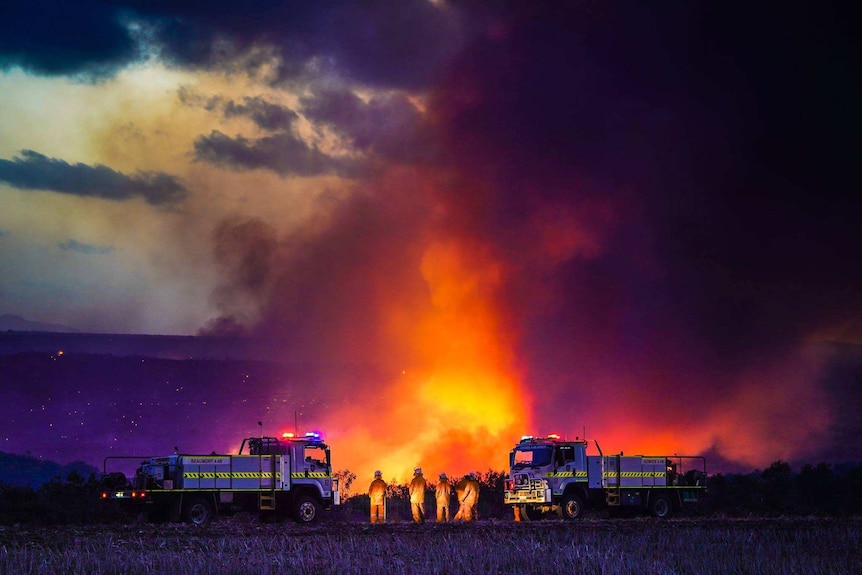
xmin=106 ymin=3 xmax=862 ymax=483
xmin=321 ymin=236 xmax=532 ymax=484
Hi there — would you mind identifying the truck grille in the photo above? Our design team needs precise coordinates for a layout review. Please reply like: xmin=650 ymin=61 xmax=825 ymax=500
xmin=504 ymin=473 xmax=548 ymax=503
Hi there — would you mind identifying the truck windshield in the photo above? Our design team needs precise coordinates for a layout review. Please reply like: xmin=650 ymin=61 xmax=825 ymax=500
xmin=303 ymin=445 xmax=329 ymax=467
xmin=512 ymin=445 xmax=553 ymax=468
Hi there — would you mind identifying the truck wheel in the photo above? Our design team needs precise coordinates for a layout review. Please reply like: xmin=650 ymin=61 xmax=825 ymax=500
xmin=182 ymin=496 xmax=214 ymax=526
xmin=292 ymin=495 xmax=321 ymax=524
xmin=557 ymin=493 xmax=584 ymax=520
xmin=649 ymin=495 xmax=672 ymax=519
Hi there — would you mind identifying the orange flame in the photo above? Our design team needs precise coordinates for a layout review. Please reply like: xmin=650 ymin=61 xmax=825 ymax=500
xmin=325 ymin=237 xmax=531 ymax=485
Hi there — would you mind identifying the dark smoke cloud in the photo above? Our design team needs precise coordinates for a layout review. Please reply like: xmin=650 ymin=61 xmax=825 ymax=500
xmin=0 ymin=150 xmax=188 ymax=206
xmin=201 ymin=217 xmax=279 ymax=336
xmin=130 ymin=0 xmax=462 ymax=88
xmin=301 ymin=88 xmax=426 ymax=163
xmin=192 ymin=90 xmax=428 ymax=176
xmin=420 ymin=1 xmax=862 ymax=464
xmin=223 ymin=97 xmax=299 ymax=132
xmin=193 ymin=131 xmax=352 ymax=177
xmin=1 ymin=0 xmax=463 ymax=89
xmin=0 ymin=0 xmax=137 ymax=77
xmin=195 ymin=1 xmax=862 ymax=468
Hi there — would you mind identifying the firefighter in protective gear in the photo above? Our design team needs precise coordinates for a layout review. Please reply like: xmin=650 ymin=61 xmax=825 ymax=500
xmin=368 ymin=470 xmax=387 ymax=523
xmin=435 ymin=473 xmax=453 ymax=522
xmin=455 ymin=473 xmax=479 ymax=521
xmin=409 ymin=467 xmax=427 ymax=523
xmin=452 ymin=475 xmax=468 ymax=521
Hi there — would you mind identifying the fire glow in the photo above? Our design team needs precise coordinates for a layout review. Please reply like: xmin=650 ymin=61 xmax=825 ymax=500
xmin=324 ymin=238 xmax=532 ymax=484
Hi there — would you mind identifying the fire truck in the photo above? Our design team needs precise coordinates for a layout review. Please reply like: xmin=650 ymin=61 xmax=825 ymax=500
xmin=102 ymin=432 xmax=339 ymax=525
xmin=504 ymin=434 xmax=706 ymax=520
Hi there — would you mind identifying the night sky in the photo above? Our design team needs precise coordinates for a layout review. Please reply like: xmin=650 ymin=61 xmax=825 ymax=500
xmin=1 ymin=1 xmax=860 ymax=484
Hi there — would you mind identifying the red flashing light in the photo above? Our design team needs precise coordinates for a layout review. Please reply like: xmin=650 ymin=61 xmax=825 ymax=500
xmin=282 ymin=432 xmax=295 ymax=438
xmin=547 ymin=433 xmax=561 ymax=440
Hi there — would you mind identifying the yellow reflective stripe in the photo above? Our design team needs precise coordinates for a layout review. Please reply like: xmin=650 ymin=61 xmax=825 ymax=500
xmin=603 ymin=472 xmax=666 ymax=478
xmin=290 ymin=472 xmax=331 ymax=478
xmin=184 ymin=472 xmax=282 ymax=479
xmin=544 ymin=471 xmax=588 ymax=478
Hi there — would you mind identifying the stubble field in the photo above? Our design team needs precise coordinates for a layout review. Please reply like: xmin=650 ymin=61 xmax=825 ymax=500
xmin=1 ymin=516 xmax=859 ymax=575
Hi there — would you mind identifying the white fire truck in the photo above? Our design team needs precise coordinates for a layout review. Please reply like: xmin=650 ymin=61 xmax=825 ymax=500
xmin=102 ymin=432 xmax=339 ymax=525
xmin=504 ymin=434 xmax=706 ymax=519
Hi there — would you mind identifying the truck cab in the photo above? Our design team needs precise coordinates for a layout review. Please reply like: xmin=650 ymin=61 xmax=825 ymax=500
xmin=505 ymin=434 xmax=590 ymax=518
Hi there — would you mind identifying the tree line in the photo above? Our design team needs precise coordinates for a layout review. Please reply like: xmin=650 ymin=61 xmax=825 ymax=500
xmin=1 ymin=461 xmax=861 ymax=525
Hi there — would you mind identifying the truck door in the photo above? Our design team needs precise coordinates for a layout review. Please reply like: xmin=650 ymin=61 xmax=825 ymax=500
xmin=282 ymin=447 xmax=291 ymax=491
xmin=587 ymin=456 xmax=604 ymax=489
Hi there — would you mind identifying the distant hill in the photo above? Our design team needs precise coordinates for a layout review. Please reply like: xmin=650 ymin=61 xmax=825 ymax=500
xmin=0 ymin=330 xmax=279 ymax=360
xmin=0 ymin=452 xmax=99 ymax=488
xmin=0 ymin=314 xmax=78 ymax=333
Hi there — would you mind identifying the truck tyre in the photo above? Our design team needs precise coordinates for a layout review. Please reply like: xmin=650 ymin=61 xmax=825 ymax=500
xmin=292 ymin=495 xmax=321 ymax=524
xmin=182 ymin=496 xmax=214 ymax=526
xmin=557 ymin=493 xmax=584 ymax=520
xmin=649 ymin=494 xmax=672 ymax=519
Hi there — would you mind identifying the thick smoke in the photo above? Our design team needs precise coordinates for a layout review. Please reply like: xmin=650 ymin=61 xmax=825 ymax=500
xmin=202 ymin=1 xmax=862 ymax=480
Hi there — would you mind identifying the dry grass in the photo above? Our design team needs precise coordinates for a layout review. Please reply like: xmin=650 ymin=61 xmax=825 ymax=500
xmin=1 ymin=517 xmax=859 ymax=575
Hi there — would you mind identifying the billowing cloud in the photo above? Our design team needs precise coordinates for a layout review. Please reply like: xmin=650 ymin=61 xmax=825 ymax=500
xmin=301 ymin=88 xmax=426 ymax=162
xmin=129 ymin=0 xmax=463 ymax=88
xmin=0 ymin=0 xmax=138 ymax=77
xmin=193 ymin=130 xmax=351 ymax=177
xmin=0 ymin=150 xmax=188 ymax=206
xmin=194 ymin=1 xmax=862 ymax=479
xmin=223 ymin=96 xmax=299 ymax=131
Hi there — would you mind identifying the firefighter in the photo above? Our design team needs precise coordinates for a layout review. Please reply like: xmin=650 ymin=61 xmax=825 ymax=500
xmin=467 ymin=472 xmax=481 ymax=520
xmin=435 ymin=473 xmax=453 ymax=522
xmin=409 ymin=467 xmax=427 ymax=523
xmin=368 ymin=470 xmax=387 ymax=523
xmin=456 ymin=472 xmax=479 ymax=521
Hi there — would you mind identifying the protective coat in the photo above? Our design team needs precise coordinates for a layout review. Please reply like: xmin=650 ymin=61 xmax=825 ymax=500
xmin=368 ymin=477 xmax=387 ymax=523
xmin=409 ymin=471 xmax=427 ymax=523
xmin=453 ymin=477 xmax=468 ymax=521
xmin=435 ymin=476 xmax=453 ymax=522
xmin=455 ymin=475 xmax=479 ymax=521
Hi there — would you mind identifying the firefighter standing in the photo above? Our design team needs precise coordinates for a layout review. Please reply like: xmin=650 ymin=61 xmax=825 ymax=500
xmin=466 ymin=473 xmax=481 ymax=520
xmin=409 ymin=467 xmax=427 ymax=523
xmin=435 ymin=473 xmax=453 ymax=522
xmin=455 ymin=472 xmax=479 ymax=521
xmin=369 ymin=470 xmax=387 ymax=523
xmin=453 ymin=475 xmax=468 ymax=521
